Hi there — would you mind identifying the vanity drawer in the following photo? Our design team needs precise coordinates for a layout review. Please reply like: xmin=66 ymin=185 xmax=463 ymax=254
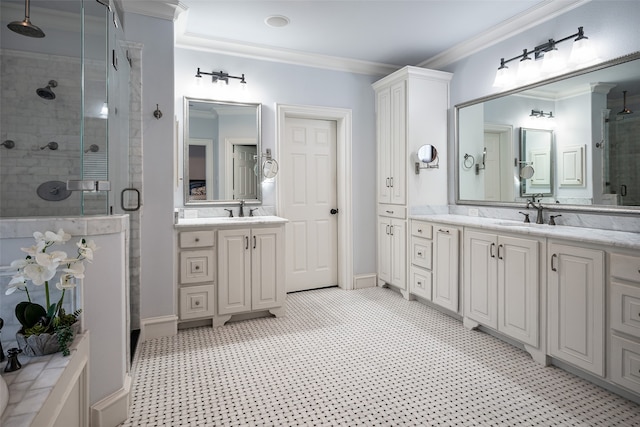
xmin=411 ymin=221 xmax=432 ymax=239
xmin=410 ymin=266 xmax=432 ymax=301
xmin=411 ymin=237 xmax=432 ymax=270
xmin=180 ymin=249 xmax=215 ymax=284
xmin=610 ymin=334 xmax=640 ymax=395
xmin=180 ymin=230 xmax=215 ymax=249
xmin=611 ymin=281 xmax=640 ymax=338
xmin=179 ymin=284 xmax=215 ymax=320
xmin=378 ymin=204 xmax=406 ymax=219
xmin=611 ymin=253 xmax=640 ymax=283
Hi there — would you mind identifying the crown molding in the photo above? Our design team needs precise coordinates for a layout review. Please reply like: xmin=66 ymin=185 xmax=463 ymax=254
xmin=175 ymin=31 xmax=401 ymax=77
xmin=118 ymin=0 xmax=187 ymax=21
xmin=418 ymin=0 xmax=591 ymax=70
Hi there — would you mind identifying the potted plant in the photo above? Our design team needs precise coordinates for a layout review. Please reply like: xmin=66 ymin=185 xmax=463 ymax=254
xmin=5 ymin=229 xmax=97 ymax=356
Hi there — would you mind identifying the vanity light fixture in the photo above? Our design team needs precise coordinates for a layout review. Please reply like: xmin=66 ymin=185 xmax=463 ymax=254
xmin=530 ymin=109 xmax=554 ymax=119
xmin=195 ymin=68 xmax=247 ymax=88
xmin=493 ymin=26 xmax=596 ymax=88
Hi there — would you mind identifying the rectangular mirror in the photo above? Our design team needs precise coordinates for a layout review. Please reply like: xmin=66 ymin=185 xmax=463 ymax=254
xmin=519 ymin=128 xmax=553 ymax=197
xmin=456 ymin=51 xmax=640 ymax=212
xmin=184 ymin=98 xmax=261 ymax=205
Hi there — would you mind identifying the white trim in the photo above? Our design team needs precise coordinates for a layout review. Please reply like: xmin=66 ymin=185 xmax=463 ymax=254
xmin=118 ymin=0 xmax=187 ymax=21
xmin=90 ymin=374 xmax=132 ymax=427
xmin=353 ymin=274 xmax=377 ymax=290
xmin=276 ymin=104 xmax=354 ymax=291
xmin=140 ymin=315 xmax=178 ymax=341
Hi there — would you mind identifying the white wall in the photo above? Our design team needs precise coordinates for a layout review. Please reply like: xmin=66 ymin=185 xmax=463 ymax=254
xmin=445 ymin=0 xmax=640 ymax=205
xmin=175 ymin=48 xmax=380 ymax=275
xmin=123 ymin=14 xmax=176 ymax=323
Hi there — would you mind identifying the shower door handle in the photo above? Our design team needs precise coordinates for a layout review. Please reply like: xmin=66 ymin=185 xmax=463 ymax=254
xmin=121 ymin=188 xmax=141 ymax=211
xmin=621 ymin=184 xmax=627 ymax=197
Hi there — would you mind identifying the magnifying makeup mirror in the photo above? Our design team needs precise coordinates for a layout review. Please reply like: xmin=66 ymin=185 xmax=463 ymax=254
xmin=415 ymin=144 xmax=439 ymax=173
xmin=263 ymin=158 xmax=279 ymax=179
xmin=520 ymin=165 xmax=535 ymax=179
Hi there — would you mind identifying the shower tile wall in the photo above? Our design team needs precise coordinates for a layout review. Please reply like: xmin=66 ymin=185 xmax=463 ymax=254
xmin=0 ymin=49 xmax=106 ymax=217
xmin=608 ymin=114 xmax=640 ymax=206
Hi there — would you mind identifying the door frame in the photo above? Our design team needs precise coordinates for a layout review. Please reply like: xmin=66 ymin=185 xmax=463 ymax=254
xmin=276 ymin=104 xmax=354 ymax=290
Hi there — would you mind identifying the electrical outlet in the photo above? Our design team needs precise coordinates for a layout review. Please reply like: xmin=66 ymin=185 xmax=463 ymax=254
xmin=468 ymin=208 xmax=479 ymax=217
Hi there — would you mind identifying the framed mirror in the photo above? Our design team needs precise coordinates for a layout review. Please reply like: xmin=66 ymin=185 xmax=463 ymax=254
xmin=456 ymin=51 xmax=640 ymax=212
xmin=519 ymin=128 xmax=553 ymax=197
xmin=184 ymin=98 xmax=261 ymax=205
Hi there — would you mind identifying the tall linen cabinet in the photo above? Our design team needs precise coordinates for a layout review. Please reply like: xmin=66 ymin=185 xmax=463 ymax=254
xmin=373 ymin=66 xmax=452 ymax=298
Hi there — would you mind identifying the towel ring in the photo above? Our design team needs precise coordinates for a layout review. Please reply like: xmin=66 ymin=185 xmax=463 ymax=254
xmin=463 ymin=153 xmax=475 ymax=169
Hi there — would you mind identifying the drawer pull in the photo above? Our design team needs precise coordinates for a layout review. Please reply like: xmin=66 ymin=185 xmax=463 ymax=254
xmin=195 ymin=238 xmax=200 ymax=242
xmin=497 ymin=244 xmax=503 ymax=260
xmin=417 ymin=251 xmax=423 ymax=256
xmin=551 ymin=253 xmax=558 ymax=272
xmin=417 ymin=280 xmax=422 ymax=285
xmin=418 ymin=228 xmax=422 ymax=233
xmin=490 ymin=243 xmax=496 ymax=258
xmin=195 ymin=266 xmax=200 ymax=270
xmin=195 ymin=301 xmax=200 ymax=306
xmin=386 ymin=210 xmax=394 ymax=214
xmin=438 ymin=229 xmax=450 ymax=234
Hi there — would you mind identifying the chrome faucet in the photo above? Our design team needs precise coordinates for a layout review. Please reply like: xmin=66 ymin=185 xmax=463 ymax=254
xmin=526 ymin=196 xmax=544 ymax=224
xmin=239 ymin=200 xmax=245 ymax=217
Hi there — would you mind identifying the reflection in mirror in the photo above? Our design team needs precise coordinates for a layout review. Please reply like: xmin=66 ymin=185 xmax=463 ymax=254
xmin=519 ymin=128 xmax=553 ymax=197
xmin=457 ymin=52 xmax=640 ymax=210
xmin=184 ymin=98 xmax=261 ymax=205
xmin=415 ymin=144 xmax=440 ymax=173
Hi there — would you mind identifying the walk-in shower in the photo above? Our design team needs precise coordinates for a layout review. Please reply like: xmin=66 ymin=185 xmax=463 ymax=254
xmin=36 ymin=80 xmax=57 ymax=100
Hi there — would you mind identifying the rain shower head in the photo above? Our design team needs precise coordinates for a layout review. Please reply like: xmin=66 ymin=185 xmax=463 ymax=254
xmin=37 ymin=80 xmax=57 ymax=100
xmin=618 ymin=90 xmax=633 ymax=115
xmin=7 ymin=0 xmax=45 ymax=38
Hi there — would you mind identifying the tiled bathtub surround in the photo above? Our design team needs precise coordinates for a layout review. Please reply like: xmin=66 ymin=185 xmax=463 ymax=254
xmin=124 ymin=287 xmax=640 ymax=426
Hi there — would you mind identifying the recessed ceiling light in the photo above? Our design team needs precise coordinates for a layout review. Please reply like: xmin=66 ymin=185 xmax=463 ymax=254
xmin=265 ymin=15 xmax=290 ymax=28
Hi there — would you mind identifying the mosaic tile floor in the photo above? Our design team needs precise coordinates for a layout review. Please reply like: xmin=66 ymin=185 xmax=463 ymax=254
xmin=121 ymin=287 xmax=640 ymax=426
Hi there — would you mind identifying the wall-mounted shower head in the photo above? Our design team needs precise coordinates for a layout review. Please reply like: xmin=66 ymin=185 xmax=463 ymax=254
xmin=36 ymin=80 xmax=57 ymax=100
xmin=7 ymin=0 xmax=45 ymax=38
xmin=40 ymin=141 xmax=58 ymax=150
xmin=84 ymin=144 xmax=99 ymax=153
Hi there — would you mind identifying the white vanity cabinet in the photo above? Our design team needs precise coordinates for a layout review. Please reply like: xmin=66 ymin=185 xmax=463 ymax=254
xmin=548 ymin=241 xmax=605 ymax=376
xmin=464 ymin=230 xmax=540 ymax=348
xmin=217 ymin=226 xmax=285 ymax=326
xmin=178 ymin=230 xmax=216 ymax=320
xmin=409 ymin=220 xmax=433 ymax=300
xmin=377 ymin=205 xmax=407 ymax=295
xmin=610 ymin=252 xmax=640 ymax=394
xmin=432 ymin=225 xmax=460 ymax=313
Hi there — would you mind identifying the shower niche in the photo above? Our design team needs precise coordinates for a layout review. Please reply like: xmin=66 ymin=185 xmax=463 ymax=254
xmin=0 ymin=0 xmax=131 ymax=217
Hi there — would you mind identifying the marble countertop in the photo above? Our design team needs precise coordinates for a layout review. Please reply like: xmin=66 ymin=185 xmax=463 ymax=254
xmin=411 ymin=214 xmax=640 ymax=251
xmin=1 ymin=333 xmax=87 ymax=427
xmin=175 ymin=215 xmax=288 ymax=228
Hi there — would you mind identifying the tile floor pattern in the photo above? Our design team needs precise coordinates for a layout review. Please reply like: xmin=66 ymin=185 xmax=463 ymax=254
xmin=122 ymin=287 xmax=640 ymax=426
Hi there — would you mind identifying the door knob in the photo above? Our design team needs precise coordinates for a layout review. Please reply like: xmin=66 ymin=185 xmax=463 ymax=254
xmin=330 ymin=208 xmax=339 ymax=214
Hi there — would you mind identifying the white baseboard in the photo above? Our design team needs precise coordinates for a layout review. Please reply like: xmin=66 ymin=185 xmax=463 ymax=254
xmin=140 ymin=315 xmax=178 ymax=342
xmin=353 ymin=273 xmax=377 ymax=289
xmin=90 ymin=374 xmax=132 ymax=427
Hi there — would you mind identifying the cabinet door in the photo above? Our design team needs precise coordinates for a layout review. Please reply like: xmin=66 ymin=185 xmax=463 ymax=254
xmin=464 ymin=230 xmax=498 ymax=328
xmin=218 ymin=228 xmax=251 ymax=315
xmin=251 ymin=227 xmax=284 ymax=311
xmin=498 ymin=235 xmax=539 ymax=347
xmin=548 ymin=243 xmax=604 ymax=376
xmin=390 ymin=218 xmax=406 ymax=290
xmin=433 ymin=226 xmax=459 ymax=312
xmin=389 ymin=81 xmax=406 ymax=205
xmin=377 ymin=217 xmax=392 ymax=284
xmin=376 ymin=88 xmax=392 ymax=204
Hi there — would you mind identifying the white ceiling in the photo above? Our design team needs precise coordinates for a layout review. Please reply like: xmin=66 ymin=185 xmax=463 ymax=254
xmin=172 ymin=0 xmax=587 ymax=73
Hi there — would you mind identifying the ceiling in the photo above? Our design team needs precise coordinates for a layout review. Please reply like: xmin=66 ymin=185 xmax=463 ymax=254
xmin=171 ymin=0 xmax=588 ymax=74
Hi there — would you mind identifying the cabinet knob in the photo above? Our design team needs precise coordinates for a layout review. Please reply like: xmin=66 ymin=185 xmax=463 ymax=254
xmin=195 ymin=238 xmax=200 ymax=242
xmin=195 ymin=266 xmax=200 ymax=270
xmin=417 ymin=280 xmax=422 ymax=285
xmin=195 ymin=301 xmax=200 ymax=306
xmin=417 ymin=251 xmax=423 ymax=256
xmin=418 ymin=228 xmax=422 ymax=233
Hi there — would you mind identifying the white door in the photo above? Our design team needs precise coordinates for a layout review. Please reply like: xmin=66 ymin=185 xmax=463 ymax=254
xmin=233 ymin=145 xmax=257 ymax=199
xmin=483 ymin=132 xmax=501 ymax=201
xmin=282 ymin=118 xmax=338 ymax=292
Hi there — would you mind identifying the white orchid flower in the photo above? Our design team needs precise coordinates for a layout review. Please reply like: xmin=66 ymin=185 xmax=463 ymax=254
xmin=10 ymin=258 xmax=29 ymax=269
xmin=6 ymin=275 xmax=27 ymax=295
xmin=77 ymin=239 xmax=98 ymax=261
xmin=35 ymin=251 xmax=67 ymax=269
xmin=63 ymin=261 xmax=85 ymax=279
xmin=56 ymin=274 xmax=77 ymax=290
xmin=20 ymin=244 xmax=40 ymax=256
xmin=45 ymin=229 xmax=71 ymax=243
xmin=23 ymin=262 xmax=57 ymax=285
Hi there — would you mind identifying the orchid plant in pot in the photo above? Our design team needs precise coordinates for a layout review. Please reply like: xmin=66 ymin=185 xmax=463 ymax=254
xmin=5 ymin=229 xmax=97 ymax=356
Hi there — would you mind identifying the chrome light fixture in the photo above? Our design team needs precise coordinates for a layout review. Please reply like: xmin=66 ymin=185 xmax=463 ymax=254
xmin=530 ymin=110 xmax=554 ymax=119
xmin=195 ymin=68 xmax=247 ymax=87
xmin=493 ymin=26 xmax=597 ymax=88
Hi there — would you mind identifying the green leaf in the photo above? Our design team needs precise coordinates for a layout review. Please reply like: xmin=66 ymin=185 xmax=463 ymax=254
xmin=18 ymin=302 xmax=47 ymax=329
